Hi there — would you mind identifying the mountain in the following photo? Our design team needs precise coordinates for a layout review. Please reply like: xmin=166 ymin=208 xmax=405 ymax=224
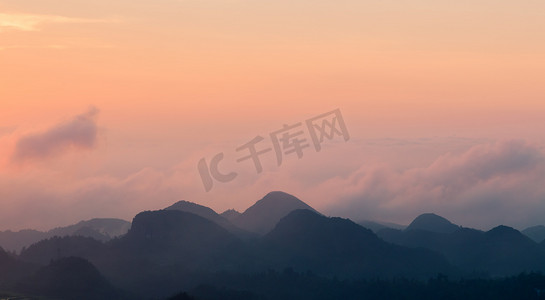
xmin=19 ymin=236 xmax=106 ymax=266
xmin=378 ymin=221 xmax=545 ymax=276
xmin=16 ymin=210 xmax=252 ymax=299
xmin=48 ymin=218 xmax=131 ymax=241
xmin=233 ymin=191 xmax=318 ymax=235
xmin=405 ymin=213 xmax=459 ymax=233
xmin=358 ymin=220 xmax=406 ymax=232
xmin=0 ymin=218 xmax=130 ymax=253
xmin=12 ymin=201 xmax=545 ymax=299
xmin=116 ymin=210 xmax=246 ymax=267
xmin=481 ymin=226 xmax=545 ymax=275
xmin=101 ymin=210 xmax=256 ymax=298
xmin=522 ymin=225 xmax=545 ymax=243
xmin=0 ymin=247 xmax=37 ymax=289
xmin=165 ymin=201 xmax=252 ymax=238
xmin=15 ymin=257 xmax=124 ymax=300
xmin=220 ymin=209 xmax=241 ymax=222
xmin=262 ymin=209 xmax=453 ymax=279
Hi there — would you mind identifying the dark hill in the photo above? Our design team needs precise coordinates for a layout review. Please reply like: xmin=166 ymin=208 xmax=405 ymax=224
xmin=406 ymin=213 xmax=459 ymax=233
xmin=165 ymin=201 xmax=251 ymax=238
xmin=0 ymin=247 xmax=37 ymax=288
xmin=233 ymin=191 xmax=318 ymax=235
xmin=19 ymin=235 xmax=106 ymax=266
xmin=102 ymin=210 xmax=256 ymax=298
xmin=0 ymin=218 xmax=130 ymax=253
xmin=378 ymin=222 xmax=545 ymax=276
xmin=113 ymin=210 xmax=252 ymax=271
xmin=16 ymin=257 xmax=124 ymax=300
xmin=263 ymin=209 xmax=453 ymax=279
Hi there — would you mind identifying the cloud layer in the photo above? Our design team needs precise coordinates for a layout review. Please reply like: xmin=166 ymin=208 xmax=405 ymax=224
xmin=12 ymin=107 xmax=100 ymax=163
xmin=323 ymin=140 xmax=545 ymax=230
xmin=2 ymin=132 xmax=545 ymax=232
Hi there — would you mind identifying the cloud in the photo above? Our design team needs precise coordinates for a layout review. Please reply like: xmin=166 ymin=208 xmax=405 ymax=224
xmin=322 ymin=140 xmax=545 ymax=230
xmin=0 ymin=160 xmax=202 ymax=231
xmin=1 ymin=134 xmax=544 ymax=232
xmin=11 ymin=107 xmax=100 ymax=163
xmin=0 ymin=43 xmax=115 ymax=51
xmin=0 ymin=13 xmax=115 ymax=32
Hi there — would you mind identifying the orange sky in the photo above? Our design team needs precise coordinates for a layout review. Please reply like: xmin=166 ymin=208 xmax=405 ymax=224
xmin=1 ymin=0 xmax=545 ymax=230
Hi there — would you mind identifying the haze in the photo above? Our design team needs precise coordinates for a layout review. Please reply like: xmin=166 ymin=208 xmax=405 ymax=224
xmin=1 ymin=0 xmax=544 ymax=231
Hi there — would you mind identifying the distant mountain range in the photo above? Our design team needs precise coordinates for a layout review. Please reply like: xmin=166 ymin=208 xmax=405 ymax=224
xmin=2 ymin=191 xmax=545 ymax=299
xmin=0 ymin=218 xmax=131 ymax=253
xmin=219 ymin=209 xmax=241 ymax=222
xmin=262 ymin=209 xmax=452 ymax=279
xmin=165 ymin=191 xmax=317 ymax=237
xmin=376 ymin=215 xmax=545 ymax=277
xmin=522 ymin=225 xmax=545 ymax=243
xmin=357 ymin=220 xmax=406 ymax=232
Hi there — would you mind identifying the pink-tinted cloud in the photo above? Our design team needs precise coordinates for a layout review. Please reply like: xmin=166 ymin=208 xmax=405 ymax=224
xmin=11 ymin=107 xmax=99 ymax=163
xmin=323 ymin=140 xmax=545 ymax=230
xmin=1 ymin=135 xmax=544 ymax=232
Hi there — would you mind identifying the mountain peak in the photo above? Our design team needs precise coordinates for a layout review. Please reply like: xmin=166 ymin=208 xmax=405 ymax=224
xmin=262 ymin=191 xmax=305 ymax=202
xmin=486 ymin=225 xmax=528 ymax=240
xmin=166 ymin=200 xmax=217 ymax=214
xmin=165 ymin=200 xmax=249 ymax=237
xmin=406 ymin=213 xmax=459 ymax=234
xmin=220 ymin=209 xmax=241 ymax=222
xmin=522 ymin=225 xmax=545 ymax=243
xmin=264 ymin=209 xmax=381 ymax=258
xmin=232 ymin=191 xmax=318 ymax=235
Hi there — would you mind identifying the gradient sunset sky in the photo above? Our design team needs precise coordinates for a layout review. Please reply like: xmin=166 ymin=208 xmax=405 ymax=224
xmin=1 ymin=0 xmax=544 ymax=231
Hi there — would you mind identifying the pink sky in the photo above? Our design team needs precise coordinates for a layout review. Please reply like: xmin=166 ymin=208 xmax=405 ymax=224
xmin=1 ymin=0 xmax=545 ymax=230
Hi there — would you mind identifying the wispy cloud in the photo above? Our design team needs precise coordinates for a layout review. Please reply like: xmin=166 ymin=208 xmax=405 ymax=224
xmin=0 ymin=13 xmax=116 ymax=32
xmin=322 ymin=140 xmax=545 ymax=230
xmin=11 ymin=107 xmax=100 ymax=163
xmin=0 ymin=43 xmax=115 ymax=51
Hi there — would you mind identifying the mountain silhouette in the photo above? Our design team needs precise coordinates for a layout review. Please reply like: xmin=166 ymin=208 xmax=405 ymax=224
xmin=16 ymin=257 xmax=124 ymax=300
xmin=19 ymin=236 xmax=105 ymax=265
xmin=378 ymin=219 xmax=545 ymax=276
xmin=220 ymin=209 xmax=241 ymax=222
xmin=8 ymin=194 xmax=545 ymax=299
xmin=0 ymin=218 xmax=130 ymax=253
xmin=358 ymin=220 xmax=406 ymax=232
xmin=522 ymin=225 xmax=545 ymax=243
xmin=110 ymin=210 xmax=254 ymax=273
xmin=48 ymin=218 xmax=131 ymax=241
xmin=165 ymin=201 xmax=251 ymax=238
xmin=101 ymin=210 xmax=256 ymax=298
xmin=233 ymin=191 xmax=318 ymax=235
xmin=262 ymin=209 xmax=453 ymax=278
xmin=405 ymin=213 xmax=459 ymax=233
xmin=0 ymin=247 xmax=37 ymax=289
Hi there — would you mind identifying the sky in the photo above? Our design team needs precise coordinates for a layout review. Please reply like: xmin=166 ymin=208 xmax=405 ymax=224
xmin=1 ymin=0 xmax=544 ymax=231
